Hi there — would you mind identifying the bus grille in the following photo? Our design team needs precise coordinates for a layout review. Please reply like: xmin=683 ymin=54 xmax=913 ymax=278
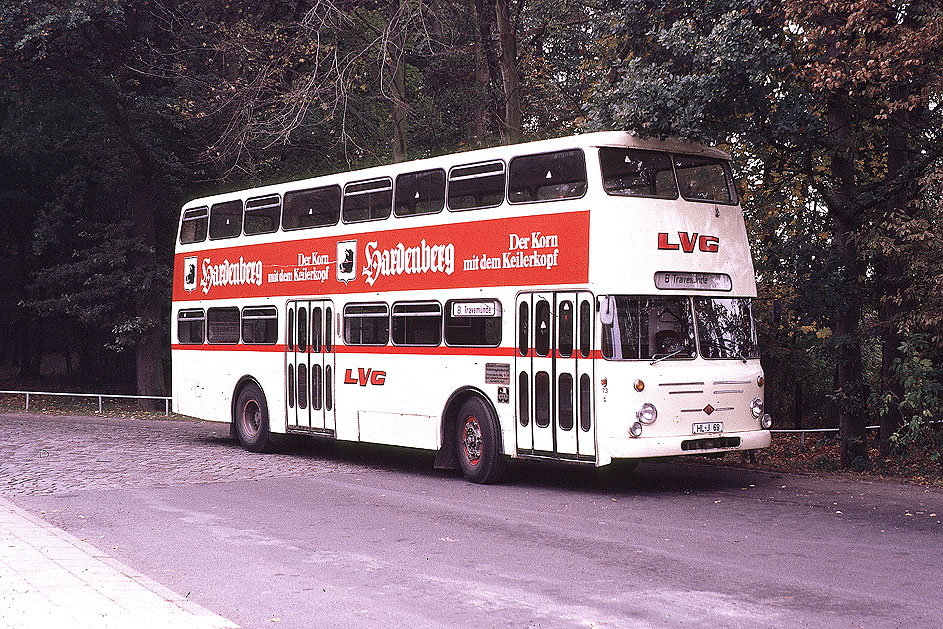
xmin=681 ymin=437 xmax=741 ymax=451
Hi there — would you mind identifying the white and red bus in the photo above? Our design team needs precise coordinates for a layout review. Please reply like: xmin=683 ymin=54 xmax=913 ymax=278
xmin=172 ymin=131 xmax=772 ymax=483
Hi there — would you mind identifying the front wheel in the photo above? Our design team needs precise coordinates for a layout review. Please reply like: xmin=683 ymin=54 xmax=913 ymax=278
xmin=234 ymin=382 xmax=271 ymax=453
xmin=455 ymin=397 xmax=506 ymax=484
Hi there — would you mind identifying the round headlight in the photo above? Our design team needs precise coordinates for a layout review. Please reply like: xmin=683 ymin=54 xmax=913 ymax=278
xmin=629 ymin=421 xmax=643 ymax=438
xmin=637 ymin=403 xmax=658 ymax=425
xmin=761 ymin=414 xmax=773 ymax=429
xmin=751 ymin=397 xmax=764 ymax=419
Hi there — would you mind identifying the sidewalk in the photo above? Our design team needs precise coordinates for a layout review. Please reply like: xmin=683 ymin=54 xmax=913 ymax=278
xmin=0 ymin=497 xmax=238 ymax=629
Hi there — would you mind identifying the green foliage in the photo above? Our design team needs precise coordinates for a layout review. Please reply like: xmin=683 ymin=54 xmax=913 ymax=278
xmin=884 ymin=335 xmax=943 ymax=466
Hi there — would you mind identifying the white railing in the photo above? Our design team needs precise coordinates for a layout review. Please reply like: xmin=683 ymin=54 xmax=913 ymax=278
xmin=771 ymin=425 xmax=881 ymax=449
xmin=0 ymin=390 xmax=171 ymax=415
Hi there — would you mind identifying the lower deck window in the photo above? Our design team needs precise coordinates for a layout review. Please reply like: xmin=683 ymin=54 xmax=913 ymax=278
xmin=242 ymin=306 xmax=278 ymax=344
xmin=444 ymin=299 xmax=501 ymax=347
xmin=392 ymin=302 xmax=442 ymax=346
xmin=344 ymin=303 xmax=390 ymax=345
xmin=207 ymin=307 xmax=241 ymax=344
xmin=177 ymin=309 xmax=205 ymax=344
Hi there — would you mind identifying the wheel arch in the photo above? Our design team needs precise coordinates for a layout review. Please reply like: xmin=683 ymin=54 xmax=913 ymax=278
xmin=434 ymin=386 xmax=503 ymax=470
xmin=230 ymin=375 xmax=269 ymax=425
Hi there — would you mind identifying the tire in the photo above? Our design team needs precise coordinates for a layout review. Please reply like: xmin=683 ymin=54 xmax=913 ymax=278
xmin=234 ymin=382 xmax=271 ymax=453
xmin=455 ymin=397 xmax=506 ymax=484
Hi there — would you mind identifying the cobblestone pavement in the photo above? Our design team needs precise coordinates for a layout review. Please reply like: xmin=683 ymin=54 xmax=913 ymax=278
xmin=0 ymin=413 xmax=363 ymax=496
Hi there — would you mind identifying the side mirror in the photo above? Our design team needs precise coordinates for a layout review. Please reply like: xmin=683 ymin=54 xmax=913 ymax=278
xmin=598 ymin=295 xmax=614 ymax=325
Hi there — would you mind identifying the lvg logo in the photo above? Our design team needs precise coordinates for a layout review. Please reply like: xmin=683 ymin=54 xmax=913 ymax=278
xmin=344 ymin=367 xmax=386 ymax=386
xmin=658 ymin=232 xmax=719 ymax=253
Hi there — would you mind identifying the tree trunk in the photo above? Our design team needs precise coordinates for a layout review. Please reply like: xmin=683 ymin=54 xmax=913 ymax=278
xmin=131 ymin=166 xmax=168 ymax=409
xmin=826 ymin=92 xmax=868 ymax=467
xmin=494 ymin=0 xmax=522 ymax=143
xmin=878 ymin=104 xmax=911 ymax=457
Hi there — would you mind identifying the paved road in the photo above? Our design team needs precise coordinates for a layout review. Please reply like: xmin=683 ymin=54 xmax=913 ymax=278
xmin=1 ymin=412 xmax=941 ymax=628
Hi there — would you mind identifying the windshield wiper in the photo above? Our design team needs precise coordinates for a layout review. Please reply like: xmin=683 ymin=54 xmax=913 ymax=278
xmin=650 ymin=348 xmax=685 ymax=365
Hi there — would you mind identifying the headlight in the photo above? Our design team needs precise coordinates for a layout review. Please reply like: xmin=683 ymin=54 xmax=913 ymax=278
xmin=629 ymin=421 xmax=643 ymax=438
xmin=751 ymin=397 xmax=764 ymax=418
xmin=761 ymin=414 xmax=773 ymax=429
xmin=636 ymin=403 xmax=658 ymax=425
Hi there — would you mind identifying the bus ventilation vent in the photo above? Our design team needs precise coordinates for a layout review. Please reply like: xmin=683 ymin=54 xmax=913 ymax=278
xmin=681 ymin=437 xmax=741 ymax=451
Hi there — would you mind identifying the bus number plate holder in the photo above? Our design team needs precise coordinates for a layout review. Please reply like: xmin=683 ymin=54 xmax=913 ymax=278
xmin=693 ymin=422 xmax=723 ymax=434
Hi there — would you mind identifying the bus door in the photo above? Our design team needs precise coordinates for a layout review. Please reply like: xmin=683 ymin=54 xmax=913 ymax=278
xmin=286 ymin=300 xmax=335 ymax=433
xmin=515 ymin=292 xmax=596 ymax=460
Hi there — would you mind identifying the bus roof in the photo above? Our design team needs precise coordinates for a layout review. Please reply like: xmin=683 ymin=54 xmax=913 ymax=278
xmin=183 ymin=131 xmax=731 ymax=210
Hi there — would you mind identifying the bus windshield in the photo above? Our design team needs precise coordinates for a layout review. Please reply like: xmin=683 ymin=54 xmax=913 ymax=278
xmin=602 ymin=296 xmax=757 ymax=361
xmin=602 ymin=296 xmax=697 ymax=361
xmin=693 ymin=297 xmax=757 ymax=359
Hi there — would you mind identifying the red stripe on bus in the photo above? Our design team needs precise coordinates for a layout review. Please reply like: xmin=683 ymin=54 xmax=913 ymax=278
xmin=173 ymin=211 xmax=590 ymax=301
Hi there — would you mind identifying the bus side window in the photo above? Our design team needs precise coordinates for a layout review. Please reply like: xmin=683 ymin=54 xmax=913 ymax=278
xmin=242 ymin=306 xmax=278 ymax=344
xmin=395 ymin=170 xmax=445 ymax=217
xmin=559 ymin=300 xmax=573 ymax=358
xmin=244 ymin=195 xmax=281 ymax=236
xmin=287 ymin=308 xmax=295 ymax=350
xmin=344 ymin=303 xmax=390 ymax=345
xmin=177 ymin=309 xmax=205 ymax=344
xmin=444 ymin=300 xmax=501 ymax=347
xmin=579 ymin=300 xmax=591 ymax=358
xmin=206 ymin=307 xmax=240 ymax=344
xmin=508 ymin=149 xmax=587 ymax=203
xmin=298 ymin=307 xmax=308 ymax=352
xmin=179 ymin=207 xmax=208 ymax=244
xmin=535 ymin=299 xmax=550 ymax=357
xmin=343 ymin=178 xmax=393 ymax=223
xmin=447 ymin=161 xmax=506 ymax=211
xmin=208 ymin=200 xmax=243 ymax=240
xmin=282 ymin=185 xmax=341 ymax=230
xmin=518 ymin=301 xmax=528 ymax=357
xmin=392 ymin=302 xmax=442 ymax=346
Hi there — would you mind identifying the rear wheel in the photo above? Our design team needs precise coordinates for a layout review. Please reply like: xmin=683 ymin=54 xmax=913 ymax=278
xmin=455 ymin=397 xmax=506 ymax=484
xmin=234 ymin=382 xmax=271 ymax=453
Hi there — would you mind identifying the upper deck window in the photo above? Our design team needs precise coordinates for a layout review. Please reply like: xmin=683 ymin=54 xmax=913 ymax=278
xmin=599 ymin=148 xmax=677 ymax=199
xmin=283 ymin=185 xmax=341 ymax=230
xmin=395 ymin=169 xmax=446 ymax=217
xmin=179 ymin=207 xmax=208 ymax=244
xmin=208 ymin=200 xmax=243 ymax=240
xmin=448 ymin=161 xmax=506 ymax=211
xmin=674 ymin=155 xmax=737 ymax=204
xmin=343 ymin=177 xmax=393 ymax=223
xmin=508 ymin=149 xmax=587 ymax=203
xmin=243 ymin=195 xmax=281 ymax=236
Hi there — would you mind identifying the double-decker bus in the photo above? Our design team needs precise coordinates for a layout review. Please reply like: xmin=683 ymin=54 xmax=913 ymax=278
xmin=171 ymin=131 xmax=772 ymax=483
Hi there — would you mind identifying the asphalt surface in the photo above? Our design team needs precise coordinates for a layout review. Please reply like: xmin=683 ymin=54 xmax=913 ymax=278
xmin=1 ymin=412 xmax=941 ymax=628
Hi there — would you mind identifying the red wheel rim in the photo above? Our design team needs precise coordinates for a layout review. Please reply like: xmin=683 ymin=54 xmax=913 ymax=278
xmin=461 ymin=416 xmax=482 ymax=466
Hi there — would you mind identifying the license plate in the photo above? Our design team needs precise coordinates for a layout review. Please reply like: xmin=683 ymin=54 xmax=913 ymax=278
xmin=693 ymin=422 xmax=723 ymax=434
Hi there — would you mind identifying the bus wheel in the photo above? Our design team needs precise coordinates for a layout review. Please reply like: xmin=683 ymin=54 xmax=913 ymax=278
xmin=235 ymin=382 xmax=271 ymax=453
xmin=455 ymin=398 xmax=506 ymax=484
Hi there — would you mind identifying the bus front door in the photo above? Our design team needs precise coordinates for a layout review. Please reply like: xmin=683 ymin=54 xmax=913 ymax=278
xmin=287 ymin=300 xmax=335 ymax=434
xmin=515 ymin=292 xmax=596 ymax=461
